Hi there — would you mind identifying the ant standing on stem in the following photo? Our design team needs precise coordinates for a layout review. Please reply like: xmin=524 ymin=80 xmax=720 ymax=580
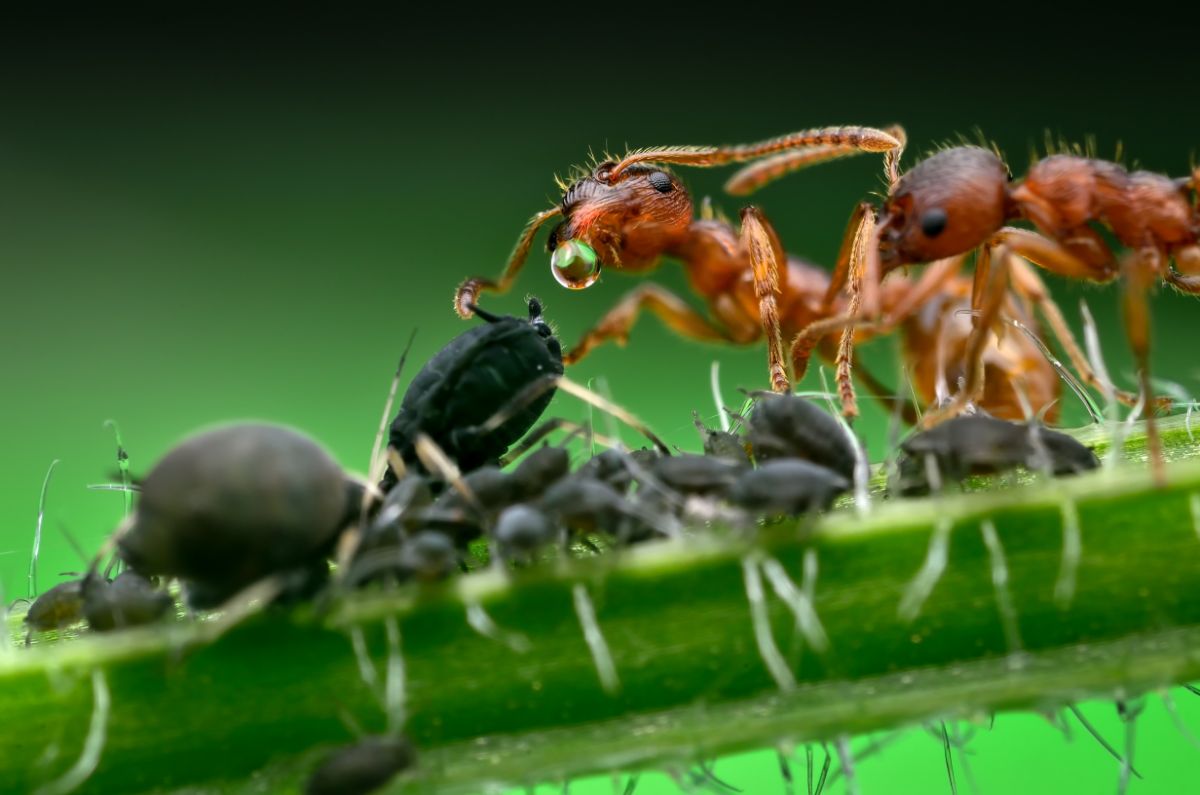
xmin=742 ymin=133 xmax=1200 ymax=476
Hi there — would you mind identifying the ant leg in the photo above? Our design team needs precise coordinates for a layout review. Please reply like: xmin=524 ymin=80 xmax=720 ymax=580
xmin=1007 ymin=257 xmax=1147 ymax=409
xmin=922 ymin=245 xmax=1012 ymax=426
xmin=1166 ymin=245 xmax=1200 ymax=292
xmin=1120 ymin=248 xmax=1164 ymax=483
xmin=564 ymin=283 xmax=743 ymax=366
xmin=740 ymin=207 xmax=791 ymax=393
xmin=992 ymin=227 xmax=1119 ymax=283
xmin=455 ymin=207 xmax=562 ymax=318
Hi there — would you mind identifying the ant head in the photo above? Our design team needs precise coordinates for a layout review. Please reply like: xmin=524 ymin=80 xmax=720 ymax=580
xmin=877 ymin=146 xmax=1009 ymax=268
xmin=546 ymin=163 xmax=693 ymax=289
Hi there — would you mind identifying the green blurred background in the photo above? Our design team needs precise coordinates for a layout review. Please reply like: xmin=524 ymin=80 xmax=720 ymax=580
xmin=2 ymin=12 xmax=1198 ymax=793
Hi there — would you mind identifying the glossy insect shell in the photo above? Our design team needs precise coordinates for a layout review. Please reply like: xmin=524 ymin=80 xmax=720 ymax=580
xmin=388 ymin=306 xmax=564 ymax=474
xmin=118 ymin=423 xmax=349 ymax=589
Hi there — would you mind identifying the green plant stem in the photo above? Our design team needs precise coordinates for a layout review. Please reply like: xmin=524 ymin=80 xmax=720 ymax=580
xmin=3 ymin=417 xmax=1199 ymax=794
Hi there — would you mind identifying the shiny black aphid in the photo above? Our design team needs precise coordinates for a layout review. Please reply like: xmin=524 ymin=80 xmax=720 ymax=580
xmin=383 ymin=297 xmax=564 ymax=487
xmin=894 ymin=414 xmax=1100 ymax=495
xmin=117 ymin=423 xmax=350 ymax=606
xmin=305 ymin=735 xmax=416 ymax=795
xmin=746 ymin=393 xmax=858 ymax=480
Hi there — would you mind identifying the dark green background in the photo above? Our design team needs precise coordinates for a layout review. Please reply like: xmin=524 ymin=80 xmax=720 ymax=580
xmin=2 ymin=14 xmax=1198 ymax=793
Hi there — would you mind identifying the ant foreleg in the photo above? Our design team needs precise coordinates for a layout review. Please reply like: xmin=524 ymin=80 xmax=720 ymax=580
xmin=564 ymin=283 xmax=742 ymax=366
xmin=740 ymin=206 xmax=790 ymax=393
xmin=455 ymin=207 xmax=562 ymax=318
xmin=1120 ymin=248 xmax=1165 ymax=484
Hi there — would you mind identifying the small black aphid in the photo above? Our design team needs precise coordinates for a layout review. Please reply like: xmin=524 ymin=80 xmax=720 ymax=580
xmin=894 ymin=414 xmax=1100 ymax=495
xmin=693 ymin=413 xmax=751 ymax=466
xmin=82 ymin=571 xmax=174 ymax=632
xmin=746 ymin=393 xmax=858 ymax=480
xmin=24 ymin=580 xmax=84 ymax=633
xmin=384 ymin=297 xmax=564 ymax=487
xmin=117 ymin=423 xmax=350 ymax=601
xmin=305 ymin=735 xmax=416 ymax=795
xmin=651 ymin=454 xmax=744 ymax=497
xmin=727 ymin=459 xmax=850 ymax=516
xmin=493 ymin=503 xmax=557 ymax=563
xmin=509 ymin=445 xmax=571 ymax=500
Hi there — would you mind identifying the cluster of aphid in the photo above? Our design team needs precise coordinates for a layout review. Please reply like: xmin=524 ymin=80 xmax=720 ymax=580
xmin=17 ymin=288 xmax=1106 ymax=794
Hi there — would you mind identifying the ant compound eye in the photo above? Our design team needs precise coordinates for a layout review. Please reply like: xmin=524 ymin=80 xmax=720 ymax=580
xmin=920 ymin=207 xmax=948 ymax=238
xmin=550 ymin=240 xmax=602 ymax=289
xmin=648 ymin=171 xmax=674 ymax=193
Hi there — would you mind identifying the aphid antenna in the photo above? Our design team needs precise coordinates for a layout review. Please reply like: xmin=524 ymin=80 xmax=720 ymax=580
xmin=29 ymin=459 xmax=61 ymax=599
xmin=498 ymin=419 xmax=618 ymax=468
xmin=478 ymin=375 xmax=670 ymax=456
xmin=31 ymin=669 xmax=110 ymax=795
xmin=102 ymin=420 xmax=132 ymax=519
xmin=1001 ymin=315 xmax=1103 ymax=423
xmin=817 ymin=369 xmax=870 ymax=516
xmin=709 ymin=361 xmax=730 ymax=433
xmin=369 ymin=330 xmax=418 ymax=490
xmin=1065 ymin=704 xmax=1143 ymax=779
xmin=590 ymin=376 xmax=623 ymax=449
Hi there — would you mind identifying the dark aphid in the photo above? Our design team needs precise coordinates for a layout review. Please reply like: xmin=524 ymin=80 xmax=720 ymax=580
xmin=344 ymin=530 xmax=459 ymax=588
xmin=746 ymin=393 xmax=858 ymax=480
xmin=305 ymin=735 xmax=416 ymax=795
xmin=651 ymin=454 xmax=744 ymax=497
xmin=509 ymin=445 xmax=571 ymax=500
xmin=1029 ymin=427 xmax=1102 ymax=475
xmin=24 ymin=579 xmax=84 ymax=633
xmin=384 ymin=297 xmax=563 ymax=486
xmin=693 ymin=413 xmax=751 ymax=466
xmin=577 ymin=448 xmax=636 ymax=492
xmin=82 ymin=570 xmax=174 ymax=632
xmin=117 ymin=423 xmax=350 ymax=602
xmin=493 ymin=504 xmax=558 ymax=563
xmin=416 ymin=466 xmax=520 ymax=546
xmin=538 ymin=476 xmax=633 ymax=538
xmin=727 ymin=459 xmax=850 ymax=516
xmin=894 ymin=414 xmax=1099 ymax=494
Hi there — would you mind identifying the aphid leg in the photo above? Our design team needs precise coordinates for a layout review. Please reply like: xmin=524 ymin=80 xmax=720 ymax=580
xmin=1120 ymin=248 xmax=1165 ymax=483
xmin=1066 ymin=704 xmax=1143 ymax=778
xmin=761 ymin=556 xmax=829 ymax=654
xmin=740 ymin=207 xmax=790 ymax=393
xmin=499 ymin=419 xmax=617 ymax=467
xmin=1117 ymin=699 xmax=1145 ymax=795
xmin=812 ymin=744 xmax=832 ymax=795
xmin=1161 ymin=691 xmax=1200 ymax=750
xmin=383 ymin=615 xmax=406 ymax=734
xmin=349 ymin=625 xmax=380 ymax=691
xmin=564 ymin=283 xmax=737 ymax=366
xmin=1053 ymin=498 xmax=1082 ymax=608
xmin=464 ymin=601 xmax=531 ymax=653
xmin=32 ymin=669 xmax=110 ymax=795
xmin=413 ymin=433 xmax=482 ymax=513
xmin=833 ymin=737 xmax=859 ymax=795
xmin=978 ymin=520 xmax=1025 ymax=658
xmin=818 ymin=369 xmax=870 ymax=515
xmin=475 ymin=375 xmax=671 ymax=455
xmin=898 ymin=515 xmax=953 ymax=622
xmin=828 ymin=731 xmax=907 ymax=786
xmin=455 ymin=207 xmax=562 ymax=318
xmin=741 ymin=555 xmax=796 ymax=692
xmin=941 ymin=722 xmax=959 ymax=795
xmin=571 ymin=583 xmax=620 ymax=694
xmin=372 ymin=331 xmax=417 ymax=489
xmin=29 ymin=460 xmax=61 ymax=599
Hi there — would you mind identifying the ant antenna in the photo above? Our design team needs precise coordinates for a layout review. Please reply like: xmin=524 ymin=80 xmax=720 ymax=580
xmin=29 ymin=459 xmax=61 ymax=599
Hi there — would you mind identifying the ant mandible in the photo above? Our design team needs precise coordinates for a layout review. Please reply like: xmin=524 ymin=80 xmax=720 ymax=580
xmin=730 ymin=133 xmax=1200 ymax=475
xmin=454 ymin=125 xmax=905 ymax=394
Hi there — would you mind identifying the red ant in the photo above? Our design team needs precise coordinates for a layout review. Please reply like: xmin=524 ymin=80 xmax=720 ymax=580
xmin=454 ymin=126 xmax=1063 ymax=422
xmin=735 ymin=133 xmax=1200 ymax=476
